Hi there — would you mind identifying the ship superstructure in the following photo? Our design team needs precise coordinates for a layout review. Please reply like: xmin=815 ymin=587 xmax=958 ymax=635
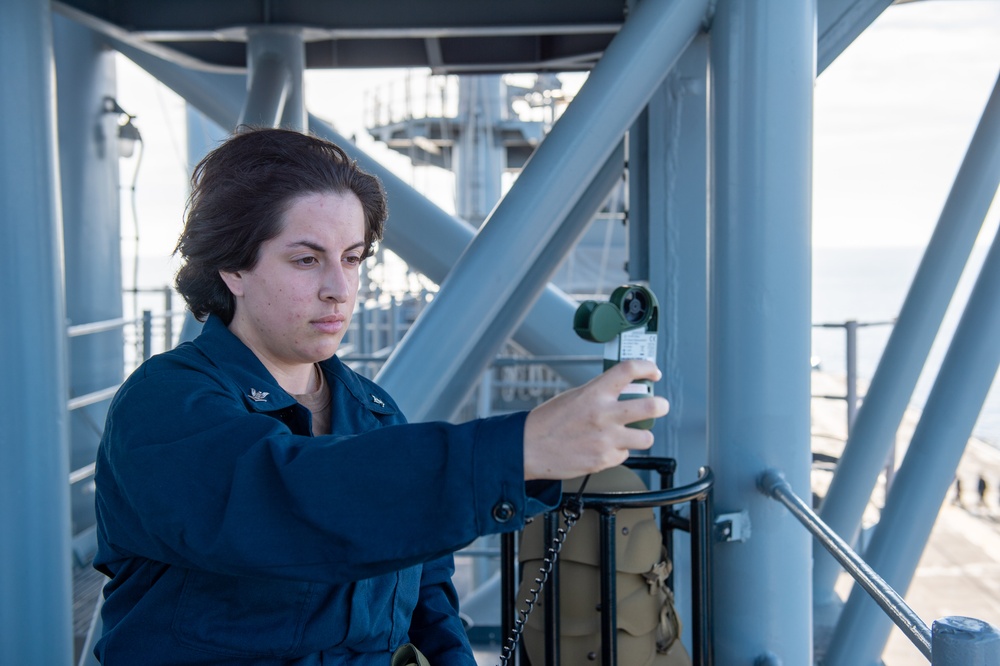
xmin=2 ymin=1 xmax=999 ymax=664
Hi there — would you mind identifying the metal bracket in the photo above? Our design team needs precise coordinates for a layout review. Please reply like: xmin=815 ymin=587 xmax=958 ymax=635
xmin=715 ymin=510 xmax=751 ymax=543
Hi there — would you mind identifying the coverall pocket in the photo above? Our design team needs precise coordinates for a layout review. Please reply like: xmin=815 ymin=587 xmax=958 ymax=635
xmin=172 ymin=569 xmax=312 ymax=658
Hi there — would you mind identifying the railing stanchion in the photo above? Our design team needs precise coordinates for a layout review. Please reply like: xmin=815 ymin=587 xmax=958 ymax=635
xmin=142 ymin=310 xmax=152 ymax=361
xmin=845 ymin=319 xmax=858 ymax=432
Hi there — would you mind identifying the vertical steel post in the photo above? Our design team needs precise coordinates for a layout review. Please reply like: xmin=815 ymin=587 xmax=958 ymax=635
xmin=825 ymin=220 xmax=1000 ymax=666
xmin=455 ymin=76 xmax=505 ymax=226
xmin=0 ymin=0 xmax=73 ymax=663
xmin=709 ymin=0 xmax=816 ymax=662
xmin=815 ymin=73 xmax=1000 ymax=601
xmin=240 ymin=29 xmax=306 ymax=131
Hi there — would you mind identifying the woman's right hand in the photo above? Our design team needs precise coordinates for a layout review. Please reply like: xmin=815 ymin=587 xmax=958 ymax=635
xmin=522 ymin=360 xmax=669 ymax=481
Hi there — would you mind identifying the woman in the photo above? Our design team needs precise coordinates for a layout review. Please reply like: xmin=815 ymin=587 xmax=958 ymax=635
xmin=93 ymin=127 xmax=667 ymax=665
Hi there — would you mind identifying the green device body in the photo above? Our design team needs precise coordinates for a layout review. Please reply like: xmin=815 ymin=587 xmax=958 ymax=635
xmin=573 ymin=285 xmax=660 ymax=430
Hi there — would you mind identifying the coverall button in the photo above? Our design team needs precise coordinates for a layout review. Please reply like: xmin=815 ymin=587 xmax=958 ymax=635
xmin=492 ymin=501 xmax=516 ymax=523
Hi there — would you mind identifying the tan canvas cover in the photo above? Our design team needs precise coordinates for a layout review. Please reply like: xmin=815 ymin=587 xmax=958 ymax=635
xmin=517 ymin=466 xmax=691 ymax=665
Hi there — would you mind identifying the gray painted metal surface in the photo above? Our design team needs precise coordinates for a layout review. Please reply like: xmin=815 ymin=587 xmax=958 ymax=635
xmin=817 ymin=0 xmax=894 ymax=74
xmin=240 ymin=29 xmax=307 ymax=131
xmin=815 ymin=72 xmax=1000 ymax=600
xmin=375 ymin=0 xmax=710 ymax=421
xmin=0 ymin=1 xmax=74 ymax=663
xmin=635 ymin=34 xmax=711 ymax=652
xmin=708 ymin=0 xmax=816 ymax=662
xmin=54 ymin=13 xmax=125 ymax=537
xmin=825 ymin=183 xmax=1000 ymax=665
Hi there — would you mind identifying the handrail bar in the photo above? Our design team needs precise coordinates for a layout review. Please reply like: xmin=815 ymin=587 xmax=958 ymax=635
xmin=576 ymin=469 xmax=714 ymax=510
xmin=69 ymin=463 xmax=96 ymax=485
xmin=757 ymin=468 xmax=932 ymax=661
xmin=67 ymin=317 xmax=133 ymax=338
xmin=68 ymin=385 xmax=121 ymax=411
xmin=67 ymin=310 xmax=183 ymax=338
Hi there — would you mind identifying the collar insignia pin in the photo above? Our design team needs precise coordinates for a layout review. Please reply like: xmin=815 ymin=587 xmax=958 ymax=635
xmin=371 ymin=395 xmax=385 ymax=407
xmin=249 ymin=388 xmax=270 ymax=403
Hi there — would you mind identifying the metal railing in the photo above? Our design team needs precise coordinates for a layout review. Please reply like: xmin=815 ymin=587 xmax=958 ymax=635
xmin=758 ymin=468 xmax=1000 ymax=664
xmin=502 ymin=459 xmax=715 ymax=666
xmin=812 ymin=319 xmax=895 ymax=433
xmin=66 ymin=288 xmax=183 ymax=487
xmin=812 ymin=319 xmax=900 ymax=490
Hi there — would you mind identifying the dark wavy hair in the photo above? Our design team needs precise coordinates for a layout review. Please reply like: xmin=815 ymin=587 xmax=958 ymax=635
xmin=174 ymin=127 xmax=387 ymax=323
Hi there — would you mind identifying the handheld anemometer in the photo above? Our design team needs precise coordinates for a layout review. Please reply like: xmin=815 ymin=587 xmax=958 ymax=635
xmin=573 ymin=284 xmax=660 ymax=429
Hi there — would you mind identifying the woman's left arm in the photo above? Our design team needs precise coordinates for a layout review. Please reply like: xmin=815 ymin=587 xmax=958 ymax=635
xmin=408 ymin=554 xmax=478 ymax=666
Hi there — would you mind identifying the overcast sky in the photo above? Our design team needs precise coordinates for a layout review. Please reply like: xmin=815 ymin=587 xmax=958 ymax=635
xmin=813 ymin=0 xmax=1000 ymax=248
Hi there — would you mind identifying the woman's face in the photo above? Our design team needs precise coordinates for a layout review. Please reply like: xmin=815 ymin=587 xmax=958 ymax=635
xmin=221 ymin=190 xmax=366 ymax=386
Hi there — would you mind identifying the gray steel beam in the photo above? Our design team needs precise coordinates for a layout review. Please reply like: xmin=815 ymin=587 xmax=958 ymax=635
xmin=817 ymin=0 xmax=894 ymax=74
xmin=238 ymin=53 xmax=290 ymax=128
xmin=0 ymin=0 xmax=74 ymax=663
xmin=709 ymin=0 xmax=816 ymax=662
xmin=814 ymin=73 xmax=1000 ymax=600
xmin=825 ymin=200 xmax=1000 ymax=665
xmin=636 ymin=34 xmax=711 ymax=652
xmin=375 ymin=0 xmax=710 ymax=421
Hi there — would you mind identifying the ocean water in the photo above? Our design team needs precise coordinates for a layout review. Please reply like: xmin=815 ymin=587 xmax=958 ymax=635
xmin=812 ymin=243 xmax=1000 ymax=448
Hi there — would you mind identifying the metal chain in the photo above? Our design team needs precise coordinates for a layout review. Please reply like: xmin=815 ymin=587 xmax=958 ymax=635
xmin=497 ymin=476 xmax=591 ymax=666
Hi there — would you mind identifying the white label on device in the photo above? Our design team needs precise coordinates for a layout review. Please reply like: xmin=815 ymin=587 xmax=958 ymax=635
xmin=616 ymin=329 xmax=657 ymax=361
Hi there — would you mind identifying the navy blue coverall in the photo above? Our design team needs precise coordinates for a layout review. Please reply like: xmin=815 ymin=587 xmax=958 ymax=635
xmin=94 ymin=315 xmax=559 ymax=664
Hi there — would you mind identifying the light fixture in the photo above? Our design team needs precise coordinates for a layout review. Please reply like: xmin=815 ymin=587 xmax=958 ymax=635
xmin=103 ymin=96 xmax=143 ymax=158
